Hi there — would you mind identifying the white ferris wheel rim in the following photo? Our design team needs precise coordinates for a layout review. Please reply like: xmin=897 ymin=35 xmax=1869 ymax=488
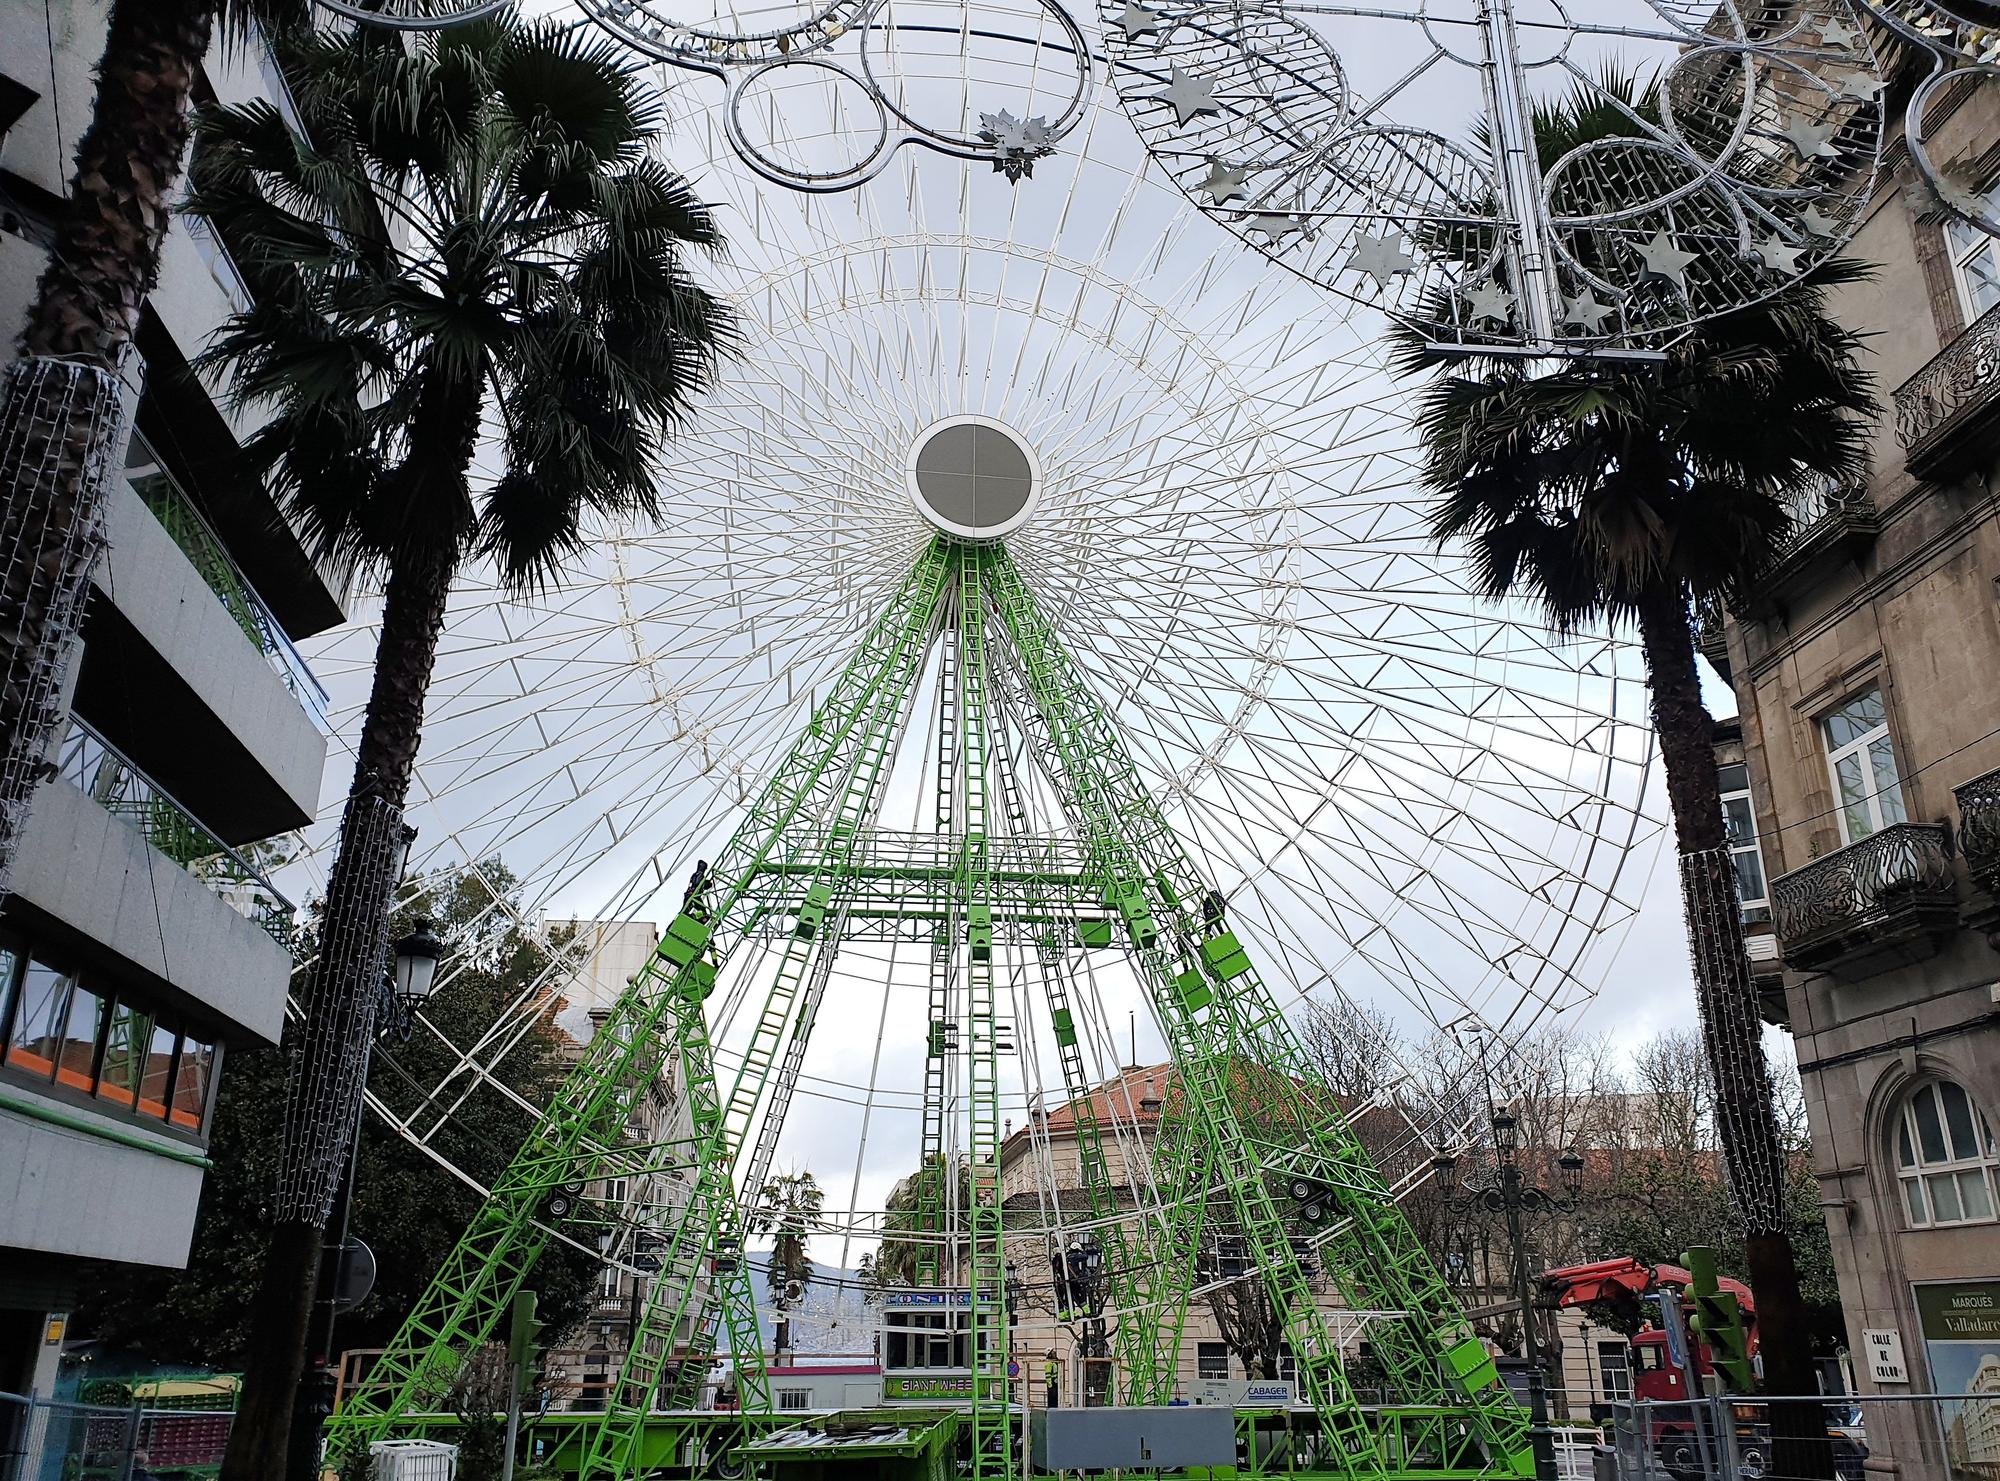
xmin=283 ymin=13 xmax=1664 ymax=1266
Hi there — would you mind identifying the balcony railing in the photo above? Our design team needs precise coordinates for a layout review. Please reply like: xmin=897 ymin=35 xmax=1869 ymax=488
xmin=125 ymin=431 xmax=331 ymax=731
xmin=1956 ymin=765 xmax=2000 ymax=897
xmin=56 ymin=718 xmax=297 ymax=950
xmin=1895 ymin=301 xmax=2000 ymax=477
xmin=1771 ymin=823 xmax=1957 ymax=973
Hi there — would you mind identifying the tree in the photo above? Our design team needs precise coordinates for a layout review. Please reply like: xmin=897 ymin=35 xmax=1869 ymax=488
xmin=187 ymin=20 xmax=730 ymax=1473
xmin=754 ymin=1170 xmax=825 ymax=1353
xmin=72 ymin=863 xmax=598 ymax=1367
xmin=1388 ymin=70 xmax=1875 ymax=1455
xmin=0 ymin=0 xmax=308 ymax=900
xmin=865 ymin=1156 xmax=969 ymax=1290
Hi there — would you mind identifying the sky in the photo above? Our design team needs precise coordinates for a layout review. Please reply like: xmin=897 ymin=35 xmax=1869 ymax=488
xmin=285 ymin=0 xmax=1844 ymax=1252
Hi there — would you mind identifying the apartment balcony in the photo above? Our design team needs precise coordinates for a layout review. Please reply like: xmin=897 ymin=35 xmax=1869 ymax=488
xmin=1895 ymin=301 xmax=2000 ymax=482
xmin=4 ymin=719 xmax=295 ymax=1045
xmin=71 ymin=435 xmax=330 ymax=842
xmin=1955 ymin=766 xmax=2000 ymax=932
xmin=123 ymin=431 xmax=330 ymax=732
xmin=1771 ymin=823 xmax=1959 ymax=978
xmin=1758 ymin=475 xmax=1881 ymax=604
xmin=54 ymin=720 xmax=297 ymax=952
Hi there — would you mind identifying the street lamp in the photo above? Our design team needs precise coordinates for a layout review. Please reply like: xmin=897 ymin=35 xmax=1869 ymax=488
xmin=1428 ymin=1104 xmax=1583 ymax=1481
xmin=391 ymin=918 xmax=445 ymax=1011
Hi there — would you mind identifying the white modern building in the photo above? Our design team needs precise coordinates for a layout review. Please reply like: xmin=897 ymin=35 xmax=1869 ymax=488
xmin=0 ymin=0 xmax=340 ymax=1423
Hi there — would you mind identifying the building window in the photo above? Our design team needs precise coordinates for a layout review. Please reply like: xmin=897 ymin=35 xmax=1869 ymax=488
xmin=1947 ymin=201 xmax=2000 ymax=323
xmin=0 ymin=940 xmax=218 ymax=1136
xmin=1895 ymin=1080 xmax=1998 ymax=1228
xmin=881 ymin=1309 xmax=969 ymax=1370
xmin=1197 ymin=1343 xmax=1229 ymax=1380
xmin=1821 ymin=688 xmax=1907 ymax=845
xmin=778 ymin=1388 xmax=812 ymax=1411
xmin=1718 ymin=763 xmax=1770 ymax=923
xmin=601 ymin=1263 xmax=623 ymax=1300
xmin=1598 ymin=1341 xmax=1632 ymax=1402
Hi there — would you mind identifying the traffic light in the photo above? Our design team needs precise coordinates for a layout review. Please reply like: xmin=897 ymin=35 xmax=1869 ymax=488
xmin=1681 ymin=1247 xmax=1754 ymax=1394
xmin=507 ymin=1289 xmax=543 ymax=1372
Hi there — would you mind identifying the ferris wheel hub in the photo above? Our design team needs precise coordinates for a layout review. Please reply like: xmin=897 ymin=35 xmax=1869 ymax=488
xmin=906 ymin=415 xmax=1040 ymax=543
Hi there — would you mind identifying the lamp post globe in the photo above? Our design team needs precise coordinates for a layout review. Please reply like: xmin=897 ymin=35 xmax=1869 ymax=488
xmin=391 ymin=919 xmax=445 ymax=1008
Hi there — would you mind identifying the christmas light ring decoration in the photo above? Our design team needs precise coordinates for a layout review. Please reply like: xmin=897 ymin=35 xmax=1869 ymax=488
xmin=308 ymin=0 xmax=516 ymax=25
xmin=581 ymin=0 xmax=1093 ymax=190
xmin=1856 ymin=1 xmax=2000 ymax=236
xmin=1102 ymin=0 xmax=1889 ymax=353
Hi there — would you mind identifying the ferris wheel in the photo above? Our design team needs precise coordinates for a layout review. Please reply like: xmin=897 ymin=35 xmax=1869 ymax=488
xmin=292 ymin=6 xmax=1664 ymax=1459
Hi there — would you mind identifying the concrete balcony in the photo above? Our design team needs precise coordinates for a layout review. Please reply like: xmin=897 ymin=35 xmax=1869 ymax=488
xmin=0 ymin=1093 xmax=206 ymax=1268
xmin=72 ymin=446 xmax=329 ymax=844
xmin=1771 ymin=823 xmax=1959 ymax=978
xmin=1895 ymin=301 xmax=2000 ymax=482
xmin=5 ymin=719 xmax=294 ymax=1045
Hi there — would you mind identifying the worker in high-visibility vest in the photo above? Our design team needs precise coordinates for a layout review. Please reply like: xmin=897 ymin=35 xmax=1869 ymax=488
xmin=1044 ymin=1350 xmax=1061 ymax=1409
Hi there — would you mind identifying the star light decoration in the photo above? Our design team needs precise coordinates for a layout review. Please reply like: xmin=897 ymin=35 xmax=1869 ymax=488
xmin=1097 ymin=0 xmax=1889 ymax=353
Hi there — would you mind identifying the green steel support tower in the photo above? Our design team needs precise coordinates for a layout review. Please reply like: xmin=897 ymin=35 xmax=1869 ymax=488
xmin=332 ymin=428 xmax=1533 ymax=1480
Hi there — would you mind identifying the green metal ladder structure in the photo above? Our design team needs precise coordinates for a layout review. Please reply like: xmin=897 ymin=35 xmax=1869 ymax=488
xmin=326 ymin=536 xmax=1532 ymax=1481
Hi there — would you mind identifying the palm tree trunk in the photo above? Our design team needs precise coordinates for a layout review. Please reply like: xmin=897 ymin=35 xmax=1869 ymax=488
xmin=1634 ymin=586 xmax=1830 ymax=1480
xmin=0 ymin=0 xmax=214 ymax=892
xmin=222 ymin=536 xmax=461 ymax=1481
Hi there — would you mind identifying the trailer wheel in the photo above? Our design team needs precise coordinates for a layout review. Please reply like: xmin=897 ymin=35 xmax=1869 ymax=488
xmin=1657 ymin=1429 xmax=1703 ymax=1481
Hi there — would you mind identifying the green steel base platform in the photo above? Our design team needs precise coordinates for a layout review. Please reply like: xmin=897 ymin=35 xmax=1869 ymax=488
xmin=379 ymin=1403 xmax=1517 ymax=1479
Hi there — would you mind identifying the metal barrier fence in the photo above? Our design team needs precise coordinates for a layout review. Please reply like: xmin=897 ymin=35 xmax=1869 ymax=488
xmin=0 ymin=1390 xmax=235 ymax=1481
xmin=1599 ymin=1393 xmax=1985 ymax=1481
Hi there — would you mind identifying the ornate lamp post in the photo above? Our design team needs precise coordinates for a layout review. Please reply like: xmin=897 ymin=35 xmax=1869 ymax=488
xmin=1431 ymin=1106 xmax=1585 ymax=1481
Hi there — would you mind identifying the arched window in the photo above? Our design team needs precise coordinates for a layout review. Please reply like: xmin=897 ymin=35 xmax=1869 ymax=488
xmin=1895 ymin=1080 xmax=1999 ymax=1228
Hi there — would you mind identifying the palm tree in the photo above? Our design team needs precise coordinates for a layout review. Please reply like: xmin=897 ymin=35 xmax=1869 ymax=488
xmin=0 ymin=0 xmax=304 ymax=896
xmin=189 ymin=21 xmax=731 ymax=1476
xmin=754 ymin=1170 xmax=826 ymax=1355
xmin=1388 ymin=74 xmax=1876 ymax=1469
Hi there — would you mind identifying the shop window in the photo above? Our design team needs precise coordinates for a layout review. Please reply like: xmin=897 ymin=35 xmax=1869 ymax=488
xmin=55 ymin=983 xmax=105 ymax=1095
xmin=0 ymin=937 xmax=217 ymax=1137
xmin=1197 ymin=1343 xmax=1229 ymax=1380
xmin=170 ymin=1032 xmax=216 ymax=1131
xmin=1895 ymin=1080 xmax=1998 ymax=1228
xmin=4 ymin=956 xmax=71 ymax=1080
xmin=96 ymin=1002 xmax=155 ymax=1110
xmin=1821 ymin=688 xmax=1906 ymax=844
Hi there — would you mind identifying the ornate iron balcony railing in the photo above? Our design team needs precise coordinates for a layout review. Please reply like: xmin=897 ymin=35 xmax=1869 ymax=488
xmin=1771 ymin=822 xmax=1956 ymax=956
xmin=56 ymin=717 xmax=297 ymax=951
xmin=1895 ymin=301 xmax=2000 ymax=457
xmin=1955 ymin=765 xmax=2000 ymax=895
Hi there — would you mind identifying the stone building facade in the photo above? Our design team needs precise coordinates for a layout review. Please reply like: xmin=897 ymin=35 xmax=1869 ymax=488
xmin=1708 ymin=48 xmax=2000 ymax=1481
xmin=535 ymin=918 xmax=710 ymax=1412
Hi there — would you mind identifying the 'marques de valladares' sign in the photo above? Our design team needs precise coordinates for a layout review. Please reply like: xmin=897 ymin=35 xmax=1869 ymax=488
xmin=1914 ymin=1281 xmax=2000 ymax=1481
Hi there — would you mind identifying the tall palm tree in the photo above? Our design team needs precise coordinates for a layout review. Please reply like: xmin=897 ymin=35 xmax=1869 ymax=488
xmin=188 ymin=21 xmax=732 ymax=1475
xmin=0 ymin=0 xmax=302 ymax=896
xmin=1388 ymin=74 xmax=1876 ymax=1469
